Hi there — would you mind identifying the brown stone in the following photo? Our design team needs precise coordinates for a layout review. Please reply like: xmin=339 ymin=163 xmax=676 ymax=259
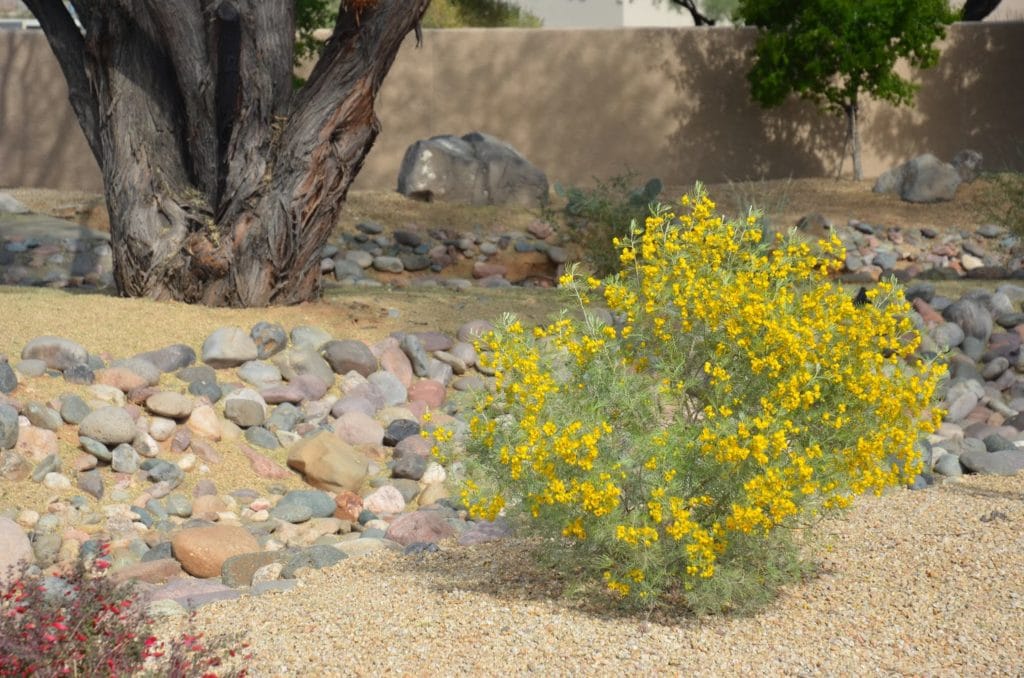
xmin=94 ymin=367 xmax=149 ymax=393
xmin=333 ymin=490 xmax=364 ymax=522
xmin=384 ymin=510 xmax=457 ymax=546
xmin=287 ymin=431 xmax=368 ymax=493
xmin=407 ymin=379 xmax=446 ymax=409
xmin=170 ymin=525 xmax=260 ymax=579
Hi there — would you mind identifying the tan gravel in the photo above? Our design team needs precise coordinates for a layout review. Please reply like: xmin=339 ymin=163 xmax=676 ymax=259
xmin=159 ymin=474 xmax=1024 ymax=677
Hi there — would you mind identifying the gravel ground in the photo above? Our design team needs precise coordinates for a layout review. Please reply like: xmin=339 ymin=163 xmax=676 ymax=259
xmin=157 ymin=474 xmax=1024 ymax=677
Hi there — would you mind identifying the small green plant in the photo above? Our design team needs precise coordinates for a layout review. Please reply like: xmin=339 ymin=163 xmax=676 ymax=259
xmin=557 ymin=172 xmax=663 ymax=277
xmin=0 ymin=544 xmax=250 ymax=676
xmin=976 ymin=171 xmax=1024 ymax=237
xmin=438 ymin=185 xmax=945 ymax=614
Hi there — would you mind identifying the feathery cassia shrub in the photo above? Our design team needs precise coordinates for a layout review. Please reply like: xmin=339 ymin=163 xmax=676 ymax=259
xmin=436 ymin=185 xmax=945 ymax=613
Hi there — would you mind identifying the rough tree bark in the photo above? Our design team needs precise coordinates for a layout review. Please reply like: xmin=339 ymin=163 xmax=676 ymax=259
xmin=24 ymin=0 xmax=430 ymax=307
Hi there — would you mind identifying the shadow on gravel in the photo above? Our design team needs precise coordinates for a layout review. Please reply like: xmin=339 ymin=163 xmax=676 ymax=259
xmin=389 ymin=537 xmax=805 ymax=627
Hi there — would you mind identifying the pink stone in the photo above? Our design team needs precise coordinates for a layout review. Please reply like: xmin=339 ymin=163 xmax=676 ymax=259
xmin=385 ymin=510 xmax=457 ymax=546
xmin=94 ymin=367 xmax=149 ymax=393
xmin=362 ymin=485 xmax=406 ymax=515
xmin=379 ymin=346 xmax=413 ymax=387
xmin=407 ymin=379 xmax=446 ymax=409
xmin=15 ymin=424 xmax=58 ymax=462
xmin=334 ymin=411 xmax=384 ymax=446
xmin=333 ymin=490 xmax=364 ymax=523
xmin=241 ymin=444 xmax=292 ymax=479
xmin=187 ymin=405 xmax=222 ymax=440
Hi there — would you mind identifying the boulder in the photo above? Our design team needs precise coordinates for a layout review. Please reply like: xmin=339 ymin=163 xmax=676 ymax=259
xmin=170 ymin=525 xmax=261 ymax=579
xmin=874 ymin=153 xmax=961 ymax=203
xmin=397 ymin=132 xmax=548 ymax=208
xmin=287 ymin=430 xmax=368 ymax=493
xmin=20 ymin=336 xmax=88 ymax=372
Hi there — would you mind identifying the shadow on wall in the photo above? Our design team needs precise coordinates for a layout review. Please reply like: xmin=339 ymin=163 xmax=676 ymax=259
xmin=0 ymin=33 xmax=101 ymax=191
xmin=657 ymin=27 xmax=846 ymax=184
xmin=862 ymin=22 xmax=1024 ymax=173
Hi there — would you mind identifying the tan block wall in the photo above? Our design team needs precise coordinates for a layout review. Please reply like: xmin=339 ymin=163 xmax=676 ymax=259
xmin=2 ymin=24 xmax=1022 ymax=194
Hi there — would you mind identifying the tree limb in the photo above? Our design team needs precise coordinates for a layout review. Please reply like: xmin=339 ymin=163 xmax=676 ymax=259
xmin=144 ymin=0 xmax=219 ymax=199
xmin=669 ymin=0 xmax=716 ymax=26
xmin=22 ymin=0 xmax=101 ymax=160
xmin=961 ymin=0 xmax=1002 ymax=21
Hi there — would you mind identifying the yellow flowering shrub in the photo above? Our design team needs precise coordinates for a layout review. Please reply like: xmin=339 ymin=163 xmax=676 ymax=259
xmin=443 ymin=185 xmax=945 ymax=611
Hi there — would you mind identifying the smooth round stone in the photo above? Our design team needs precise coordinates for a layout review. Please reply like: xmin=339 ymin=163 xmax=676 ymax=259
xmin=238 ymin=361 xmax=282 ymax=388
xmin=384 ymin=419 xmax=421 ymax=447
xmin=30 ymin=453 xmax=60 ymax=482
xmin=59 ymin=395 xmax=91 ymax=425
xmin=251 ymin=322 xmax=288 ymax=360
xmin=456 ymin=320 xmax=495 ymax=344
xmin=260 ymin=384 xmax=306 ymax=404
xmin=291 ymin=326 xmax=333 ymax=352
xmin=452 ymin=375 xmax=485 ymax=392
xmin=76 ymin=470 xmax=104 ymax=499
xmin=164 ymin=493 xmax=192 ymax=520
xmin=399 ymin=253 xmax=430 ymax=272
xmin=148 ymin=417 xmax=177 ymax=442
xmin=143 ymin=459 xmax=184 ymax=485
xmin=16 ymin=359 xmax=47 ymax=377
xmin=244 ymin=426 xmax=279 ymax=450
xmin=983 ymin=357 xmax=1010 ymax=381
xmin=79 ymin=436 xmax=112 ymax=462
xmin=330 ymin=395 xmax=376 ymax=419
xmin=277 ymin=490 xmax=337 ymax=519
xmin=391 ymin=453 xmax=428 ymax=481
xmin=24 ymin=402 xmax=63 ymax=431
xmin=323 ymin=340 xmax=377 ymax=377
xmin=407 ymin=379 xmax=446 ymax=408
xmin=372 ymin=256 xmax=404 ymax=273
xmin=134 ymin=344 xmax=196 ymax=373
xmin=79 ymin=406 xmax=136 ymax=445
xmin=188 ymin=379 xmax=222 ymax=403
xmin=362 ymin=485 xmax=405 ymax=515
xmin=273 ymin=348 xmax=335 ymax=387
xmin=21 ymin=336 xmax=89 ymax=371
xmin=933 ymin=453 xmax=964 ymax=477
xmin=202 ymin=327 xmax=259 ymax=368
xmin=367 ymin=371 xmax=407 ymax=407
xmin=111 ymin=444 xmax=140 ymax=474
xmin=63 ymin=364 xmax=95 ymax=385
xmin=269 ymin=503 xmax=313 ymax=524
xmin=110 ymin=357 xmax=162 ymax=387
xmin=0 ymin=360 xmax=16 ymax=394
xmin=224 ymin=389 xmax=267 ymax=428
xmin=178 ymin=365 xmax=217 ymax=384
xmin=146 ymin=392 xmax=194 ymax=419
xmin=345 ymin=249 xmax=374 ymax=267
xmin=266 ymin=404 xmax=302 ymax=433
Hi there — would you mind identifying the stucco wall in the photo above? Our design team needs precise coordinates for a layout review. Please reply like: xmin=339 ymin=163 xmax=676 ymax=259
xmin=2 ymin=23 xmax=1022 ymax=194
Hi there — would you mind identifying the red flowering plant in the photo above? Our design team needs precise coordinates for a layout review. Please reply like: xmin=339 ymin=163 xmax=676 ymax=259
xmin=0 ymin=542 xmax=250 ymax=676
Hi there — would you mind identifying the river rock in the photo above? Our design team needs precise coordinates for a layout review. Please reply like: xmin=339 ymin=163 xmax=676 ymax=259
xmin=362 ymin=485 xmax=406 ymax=515
xmin=0 ymin=517 xmax=34 ymax=584
xmin=960 ymin=449 xmax=1024 ymax=476
xmin=134 ymin=344 xmax=196 ymax=373
xmin=145 ymin=392 xmax=194 ymax=419
xmin=170 ymin=525 xmax=261 ymax=579
xmin=202 ymin=327 xmax=259 ymax=368
xmin=323 ymin=340 xmax=378 ymax=377
xmin=385 ymin=509 xmax=457 ymax=546
xmin=287 ymin=431 xmax=368 ymax=493
xmin=251 ymin=322 xmax=288 ymax=359
xmin=21 ymin=336 xmax=88 ymax=372
xmin=79 ymin=406 xmax=136 ymax=445
xmin=334 ymin=411 xmax=384 ymax=446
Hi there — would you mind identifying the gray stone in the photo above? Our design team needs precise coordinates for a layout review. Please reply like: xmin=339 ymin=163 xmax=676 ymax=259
xmin=201 ymin=327 xmax=259 ymax=368
xmin=399 ymin=334 xmax=431 ymax=378
xmin=145 ymin=392 xmax=194 ymax=419
xmin=385 ymin=509 xmax=457 ymax=546
xmin=144 ymin=459 xmax=184 ymax=485
xmin=951 ymin=149 xmax=983 ymax=183
xmin=0 ymin=193 xmax=30 ymax=214
xmin=291 ymin=326 xmax=333 ymax=352
xmin=456 ymin=320 xmax=494 ymax=344
xmin=932 ymin=453 xmax=963 ymax=477
xmin=943 ymin=299 xmax=993 ymax=343
xmin=0 ymin=450 xmax=30 ymax=481
xmin=273 ymin=348 xmax=335 ymax=388
xmin=0 ymin=405 xmax=17 ymax=454
xmin=266 ymin=403 xmax=303 ymax=433
xmin=0 ymin=359 xmax=16 ymax=394
xmin=372 ymin=255 xmax=404 ymax=273
xmin=244 ymin=426 xmax=279 ymax=450
xmin=79 ymin=436 xmax=112 ymax=462
xmin=188 ymin=379 xmax=222 ymax=403
xmin=323 ymin=340 xmax=377 ymax=377
xmin=251 ymin=322 xmax=288 ymax=359
xmin=109 ymin=357 xmax=162 ymax=387
xmin=24 ymin=402 xmax=63 ymax=431
xmin=280 ymin=544 xmax=348 ymax=579
xmin=367 ymin=370 xmax=407 ymax=407
xmin=397 ymin=132 xmax=548 ymax=208
xmin=959 ymin=449 xmax=1024 ymax=476
xmin=930 ymin=322 xmax=965 ymax=349
xmin=238 ymin=361 xmax=283 ymax=389
xmin=178 ymin=365 xmax=217 ymax=384
xmin=15 ymin=359 xmax=46 ymax=377
xmin=77 ymin=469 xmax=104 ymax=499
xmin=384 ymin=419 xmax=421 ymax=447
xmin=165 ymin=494 xmax=193 ymax=518
xmin=392 ymin=452 xmax=428 ymax=481
xmin=111 ymin=444 xmax=141 ymax=474
xmin=458 ymin=518 xmax=513 ymax=545
xmin=134 ymin=345 xmax=196 ymax=373
xmin=897 ymin=154 xmax=962 ymax=203
xmin=452 ymin=374 xmax=485 ymax=392
xmin=345 ymin=249 xmax=374 ymax=268
xmin=21 ymin=336 xmax=89 ymax=372
xmin=269 ymin=502 xmax=313 ymax=524
xmin=30 ymin=453 xmax=60 ymax=482
xmin=983 ymin=433 xmax=1015 ymax=452
xmin=59 ymin=396 xmax=90 ymax=427
xmin=982 ymin=357 xmax=1010 ymax=381
xmin=79 ymin=406 xmax=136 ymax=445
xmin=224 ymin=390 xmax=267 ymax=428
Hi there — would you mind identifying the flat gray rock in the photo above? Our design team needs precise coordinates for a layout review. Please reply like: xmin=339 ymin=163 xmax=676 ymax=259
xmin=21 ymin=336 xmax=88 ymax=372
xmin=960 ymin=449 xmax=1024 ymax=476
xmin=201 ymin=327 xmax=258 ymax=368
xmin=78 ymin=406 xmax=136 ymax=445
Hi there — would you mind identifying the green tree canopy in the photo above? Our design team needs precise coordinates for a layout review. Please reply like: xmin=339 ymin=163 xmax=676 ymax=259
xmin=738 ymin=0 xmax=956 ymax=179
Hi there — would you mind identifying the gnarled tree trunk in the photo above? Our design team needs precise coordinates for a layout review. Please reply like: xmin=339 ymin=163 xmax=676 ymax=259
xmin=25 ymin=0 xmax=429 ymax=306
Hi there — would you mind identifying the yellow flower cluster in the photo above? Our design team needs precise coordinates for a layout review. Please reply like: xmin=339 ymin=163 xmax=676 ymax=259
xmin=448 ymin=185 xmax=944 ymax=605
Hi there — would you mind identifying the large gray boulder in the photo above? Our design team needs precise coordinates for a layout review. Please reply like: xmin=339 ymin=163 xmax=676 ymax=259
xmin=397 ymin=132 xmax=548 ymax=208
xmin=873 ymin=153 xmax=962 ymax=203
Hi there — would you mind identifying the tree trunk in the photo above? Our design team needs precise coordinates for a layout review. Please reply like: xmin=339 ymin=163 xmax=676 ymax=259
xmin=24 ymin=0 xmax=429 ymax=307
xmin=844 ymin=102 xmax=862 ymax=181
